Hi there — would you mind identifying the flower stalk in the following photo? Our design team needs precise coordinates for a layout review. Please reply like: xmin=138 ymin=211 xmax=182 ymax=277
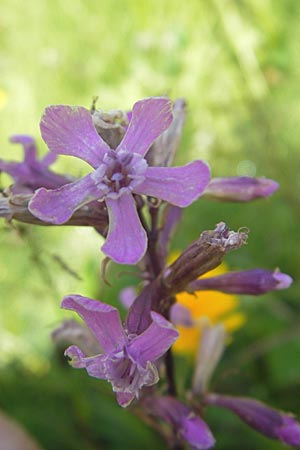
xmin=0 ymin=95 xmax=296 ymax=450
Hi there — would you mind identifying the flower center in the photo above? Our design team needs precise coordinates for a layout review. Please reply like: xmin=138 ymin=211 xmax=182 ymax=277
xmin=103 ymin=347 xmax=158 ymax=395
xmin=94 ymin=149 xmax=147 ymax=199
xmin=103 ymin=350 xmax=142 ymax=394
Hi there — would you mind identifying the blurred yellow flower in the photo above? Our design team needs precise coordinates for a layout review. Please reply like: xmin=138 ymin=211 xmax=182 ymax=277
xmin=0 ymin=89 xmax=8 ymax=109
xmin=173 ymin=263 xmax=245 ymax=355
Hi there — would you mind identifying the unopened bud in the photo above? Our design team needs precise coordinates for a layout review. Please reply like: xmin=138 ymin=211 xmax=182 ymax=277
xmin=204 ymin=177 xmax=279 ymax=202
xmin=205 ymin=394 xmax=300 ymax=447
xmin=188 ymin=268 xmax=292 ymax=295
xmin=52 ymin=319 xmax=102 ymax=356
xmin=144 ymin=396 xmax=215 ymax=450
xmin=91 ymin=108 xmax=129 ymax=149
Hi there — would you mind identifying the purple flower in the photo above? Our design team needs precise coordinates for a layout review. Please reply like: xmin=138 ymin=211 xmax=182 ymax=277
xmin=187 ymin=269 xmax=293 ymax=295
xmin=204 ymin=177 xmax=279 ymax=202
xmin=144 ymin=396 xmax=215 ymax=450
xmin=61 ymin=295 xmax=178 ymax=407
xmin=28 ymin=98 xmax=210 ymax=264
xmin=0 ymin=134 xmax=71 ymax=193
xmin=205 ymin=394 xmax=300 ymax=447
xmin=119 ymin=286 xmax=136 ymax=309
xmin=170 ymin=303 xmax=194 ymax=327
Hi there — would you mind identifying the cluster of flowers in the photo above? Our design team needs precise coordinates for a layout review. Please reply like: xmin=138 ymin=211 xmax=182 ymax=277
xmin=1 ymin=97 xmax=299 ymax=449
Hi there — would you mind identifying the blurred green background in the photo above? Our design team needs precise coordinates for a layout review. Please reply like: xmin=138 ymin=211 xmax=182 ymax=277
xmin=0 ymin=0 xmax=300 ymax=449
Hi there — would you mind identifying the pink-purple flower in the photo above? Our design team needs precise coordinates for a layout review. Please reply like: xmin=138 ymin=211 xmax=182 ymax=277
xmin=145 ymin=396 xmax=215 ymax=450
xmin=62 ymin=295 xmax=178 ymax=407
xmin=0 ymin=135 xmax=70 ymax=193
xmin=28 ymin=97 xmax=210 ymax=264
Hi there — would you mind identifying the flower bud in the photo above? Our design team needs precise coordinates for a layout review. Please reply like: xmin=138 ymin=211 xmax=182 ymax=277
xmin=91 ymin=108 xmax=129 ymax=149
xmin=188 ymin=269 xmax=292 ymax=295
xmin=144 ymin=396 xmax=215 ymax=450
xmin=205 ymin=394 xmax=300 ymax=446
xmin=204 ymin=177 xmax=279 ymax=202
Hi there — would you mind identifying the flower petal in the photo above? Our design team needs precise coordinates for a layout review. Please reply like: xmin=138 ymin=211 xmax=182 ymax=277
xmin=117 ymin=97 xmax=173 ymax=157
xmin=277 ymin=417 xmax=300 ymax=447
xmin=61 ymin=295 xmax=126 ymax=353
xmin=134 ymin=161 xmax=211 ymax=206
xmin=128 ymin=312 xmax=178 ymax=365
xmin=41 ymin=151 xmax=57 ymax=167
xmin=29 ymin=174 xmax=103 ymax=224
xmin=145 ymin=98 xmax=186 ymax=167
xmin=119 ymin=286 xmax=137 ymax=309
xmin=9 ymin=135 xmax=37 ymax=164
xmin=115 ymin=392 xmax=136 ymax=408
xmin=52 ymin=319 xmax=102 ymax=356
xmin=40 ymin=105 xmax=110 ymax=168
xmin=102 ymin=194 xmax=147 ymax=264
xmin=65 ymin=345 xmax=107 ymax=378
xmin=170 ymin=303 xmax=194 ymax=327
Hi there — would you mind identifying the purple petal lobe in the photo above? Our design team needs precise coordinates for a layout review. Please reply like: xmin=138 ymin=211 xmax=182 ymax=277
xmin=115 ymin=392 xmax=136 ymax=408
xmin=128 ymin=312 xmax=178 ymax=365
xmin=10 ymin=134 xmax=37 ymax=164
xmin=64 ymin=345 xmax=87 ymax=368
xmin=273 ymin=271 xmax=293 ymax=290
xmin=146 ymin=98 xmax=186 ymax=167
xmin=41 ymin=151 xmax=57 ymax=167
xmin=134 ymin=161 xmax=211 ymax=207
xmin=117 ymin=97 xmax=173 ymax=157
xmin=65 ymin=345 xmax=107 ymax=378
xmin=40 ymin=105 xmax=110 ymax=168
xmin=52 ymin=319 xmax=102 ymax=356
xmin=277 ymin=417 xmax=300 ymax=447
xmin=102 ymin=195 xmax=147 ymax=264
xmin=170 ymin=303 xmax=194 ymax=327
xmin=61 ymin=295 xmax=126 ymax=353
xmin=181 ymin=414 xmax=216 ymax=450
xmin=119 ymin=286 xmax=136 ymax=309
xmin=29 ymin=174 xmax=104 ymax=224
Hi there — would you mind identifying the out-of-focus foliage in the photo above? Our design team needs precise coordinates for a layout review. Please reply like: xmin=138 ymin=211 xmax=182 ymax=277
xmin=0 ymin=1 xmax=300 ymax=449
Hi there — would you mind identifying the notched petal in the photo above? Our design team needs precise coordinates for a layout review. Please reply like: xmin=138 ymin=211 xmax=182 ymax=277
xmin=128 ymin=312 xmax=178 ymax=365
xmin=61 ymin=295 xmax=126 ymax=353
xmin=134 ymin=160 xmax=211 ymax=207
xmin=29 ymin=174 xmax=103 ymax=224
xmin=40 ymin=105 xmax=110 ymax=168
xmin=102 ymin=195 xmax=147 ymax=264
xmin=118 ymin=97 xmax=173 ymax=157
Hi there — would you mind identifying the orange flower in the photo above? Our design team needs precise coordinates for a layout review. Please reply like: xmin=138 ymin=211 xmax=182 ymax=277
xmin=173 ymin=263 xmax=245 ymax=355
